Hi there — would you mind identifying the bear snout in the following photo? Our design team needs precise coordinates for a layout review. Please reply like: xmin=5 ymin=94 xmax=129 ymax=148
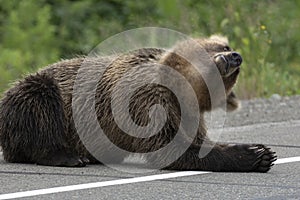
xmin=229 ymin=52 xmax=242 ymax=67
xmin=213 ymin=51 xmax=242 ymax=77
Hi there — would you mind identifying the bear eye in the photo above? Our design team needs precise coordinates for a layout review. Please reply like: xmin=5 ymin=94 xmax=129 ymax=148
xmin=223 ymin=46 xmax=231 ymax=51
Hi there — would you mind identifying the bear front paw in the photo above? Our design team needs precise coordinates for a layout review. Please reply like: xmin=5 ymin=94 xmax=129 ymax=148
xmin=249 ymin=144 xmax=277 ymax=172
xmin=224 ymin=144 xmax=277 ymax=172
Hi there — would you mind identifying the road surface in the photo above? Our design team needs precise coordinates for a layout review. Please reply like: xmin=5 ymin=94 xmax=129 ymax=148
xmin=0 ymin=96 xmax=300 ymax=199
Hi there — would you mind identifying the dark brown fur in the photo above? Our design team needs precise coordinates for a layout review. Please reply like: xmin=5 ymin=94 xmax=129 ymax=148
xmin=0 ymin=36 xmax=276 ymax=172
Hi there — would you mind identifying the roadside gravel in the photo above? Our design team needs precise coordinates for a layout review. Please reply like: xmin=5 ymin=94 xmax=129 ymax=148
xmin=224 ymin=94 xmax=300 ymax=127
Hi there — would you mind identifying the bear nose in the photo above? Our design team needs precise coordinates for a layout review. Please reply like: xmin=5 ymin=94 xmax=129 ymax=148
xmin=231 ymin=52 xmax=242 ymax=67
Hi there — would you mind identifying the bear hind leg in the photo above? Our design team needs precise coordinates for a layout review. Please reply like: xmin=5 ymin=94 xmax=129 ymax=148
xmin=0 ymin=73 xmax=87 ymax=167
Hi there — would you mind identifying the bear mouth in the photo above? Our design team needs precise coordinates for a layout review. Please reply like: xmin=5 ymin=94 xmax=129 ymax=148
xmin=214 ymin=54 xmax=240 ymax=78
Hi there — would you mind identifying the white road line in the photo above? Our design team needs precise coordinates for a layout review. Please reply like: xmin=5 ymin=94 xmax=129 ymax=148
xmin=0 ymin=156 xmax=300 ymax=200
xmin=274 ymin=156 xmax=300 ymax=164
xmin=0 ymin=171 xmax=209 ymax=200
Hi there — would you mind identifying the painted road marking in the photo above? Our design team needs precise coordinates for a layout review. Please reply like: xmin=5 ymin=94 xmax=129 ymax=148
xmin=0 ymin=171 xmax=209 ymax=200
xmin=0 ymin=156 xmax=300 ymax=200
xmin=274 ymin=156 xmax=300 ymax=164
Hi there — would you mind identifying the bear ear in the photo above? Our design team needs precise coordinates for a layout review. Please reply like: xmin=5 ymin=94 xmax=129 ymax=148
xmin=209 ymin=34 xmax=229 ymax=45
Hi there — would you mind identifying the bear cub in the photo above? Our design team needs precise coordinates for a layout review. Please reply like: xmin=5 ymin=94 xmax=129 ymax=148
xmin=0 ymin=35 xmax=276 ymax=172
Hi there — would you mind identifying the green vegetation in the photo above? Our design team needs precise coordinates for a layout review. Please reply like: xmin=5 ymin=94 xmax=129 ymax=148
xmin=0 ymin=0 xmax=299 ymax=99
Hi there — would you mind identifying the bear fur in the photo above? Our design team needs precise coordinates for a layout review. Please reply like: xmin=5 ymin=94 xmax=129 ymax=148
xmin=0 ymin=35 xmax=276 ymax=172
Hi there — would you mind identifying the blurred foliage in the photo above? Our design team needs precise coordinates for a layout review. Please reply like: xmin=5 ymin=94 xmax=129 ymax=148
xmin=0 ymin=0 xmax=299 ymax=99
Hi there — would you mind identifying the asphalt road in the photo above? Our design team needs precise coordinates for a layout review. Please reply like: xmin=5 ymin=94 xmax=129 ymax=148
xmin=0 ymin=98 xmax=300 ymax=199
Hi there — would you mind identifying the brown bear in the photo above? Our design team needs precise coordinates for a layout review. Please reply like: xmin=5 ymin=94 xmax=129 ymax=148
xmin=0 ymin=35 xmax=276 ymax=172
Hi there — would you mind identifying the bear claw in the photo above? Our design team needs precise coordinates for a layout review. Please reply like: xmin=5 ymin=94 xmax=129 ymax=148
xmin=251 ymin=144 xmax=277 ymax=172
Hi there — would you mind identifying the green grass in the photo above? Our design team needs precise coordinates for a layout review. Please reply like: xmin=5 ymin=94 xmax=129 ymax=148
xmin=0 ymin=0 xmax=299 ymax=99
